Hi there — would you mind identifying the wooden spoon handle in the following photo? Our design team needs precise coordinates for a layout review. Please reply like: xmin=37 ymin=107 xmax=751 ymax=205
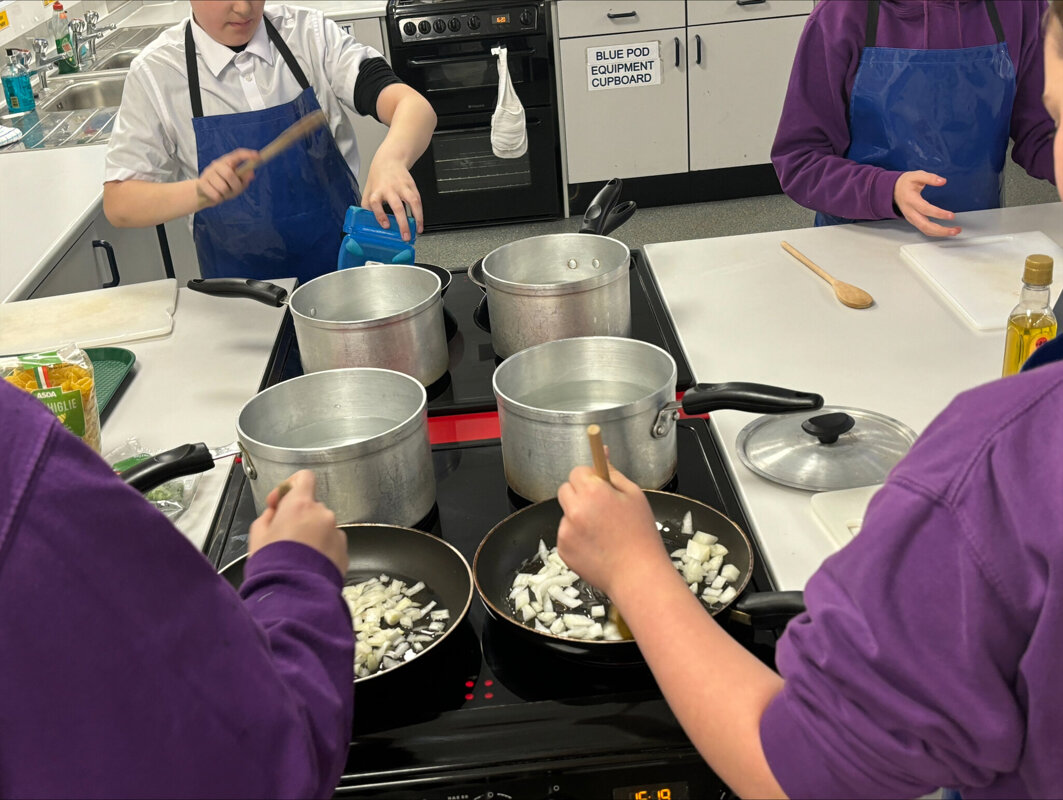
xmin=235 ymin=110 xmax=329 ymax=178
xmin=781 ymin=240 xmax=838 ymax=287
xmin=587 ymin=424 xmax=612 ymax=485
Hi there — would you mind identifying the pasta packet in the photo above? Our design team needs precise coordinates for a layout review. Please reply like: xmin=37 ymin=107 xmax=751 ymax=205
xmin=108 ymin=437 xmax=201 ymax=522
xmin=2 ymin=344 xmax=101 ymax=451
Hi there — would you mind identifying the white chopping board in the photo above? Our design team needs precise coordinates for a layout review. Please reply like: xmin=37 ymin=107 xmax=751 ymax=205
xmin=0 ymin=279 xmax=178 ymax=355
xmin=810 ymin=484 xmax=882 ymax=548
xmin=900 ymin=231 xmax=1063 ymax=331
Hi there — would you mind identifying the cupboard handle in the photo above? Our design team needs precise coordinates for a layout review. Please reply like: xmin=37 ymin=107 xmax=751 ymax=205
xmin=93 ymin=239 xmax=120 ymax=288
xmin=695 ymin=33 xmax=702 ymax=65
xmin=674 ymin=37 xmax=680 ymax=68
xmin=736 ymin=0 xmax=767 ymax=5
xmin=606 ymin=11 xmax=637 ymax=19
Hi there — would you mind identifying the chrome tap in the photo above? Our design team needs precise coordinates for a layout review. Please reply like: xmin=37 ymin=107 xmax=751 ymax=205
xmin=31 ymin=38 xmax=70 ymax=91
xmin=82 ymin=11 xmax=117 ymax=60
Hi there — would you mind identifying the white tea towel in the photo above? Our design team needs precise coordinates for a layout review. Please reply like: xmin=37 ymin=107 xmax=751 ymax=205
xmin=490 ymin=46 xmax=527 ymax=159
xmin=0 ymin=125 xmax=24 ymax=148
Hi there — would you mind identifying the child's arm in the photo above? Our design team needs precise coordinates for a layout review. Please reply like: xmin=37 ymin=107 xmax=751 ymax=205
xmin=103 ymin=147 xmax=258 ymax=227
xmin=557 ymin=466 xmax=787 ymax=800
xmin=359 ymin=83 xmax=436 ymax=242
xmin=1008 ymin=0 xmax=1056 ymax=183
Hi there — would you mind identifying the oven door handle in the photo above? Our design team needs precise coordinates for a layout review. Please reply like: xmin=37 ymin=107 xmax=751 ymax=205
xmin=435 ymin=118 xmax=543 ymax=136
xmin=406 ymin=49 xmax=536 ymax=68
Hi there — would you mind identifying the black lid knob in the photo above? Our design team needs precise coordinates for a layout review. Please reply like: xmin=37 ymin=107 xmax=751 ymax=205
xmin=801 ymin=412 xmax=855 ymax=445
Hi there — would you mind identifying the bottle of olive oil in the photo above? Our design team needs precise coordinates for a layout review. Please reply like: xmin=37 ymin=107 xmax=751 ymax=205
xmin=1001 ymin=254 xmax=1057 ymax=377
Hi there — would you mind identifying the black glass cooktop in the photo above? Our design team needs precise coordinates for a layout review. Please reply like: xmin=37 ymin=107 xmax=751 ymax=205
xmin=267 ymin=251 xmax=694 ymax=417
xmin=204 ymin=420 xmax=778 ymax=799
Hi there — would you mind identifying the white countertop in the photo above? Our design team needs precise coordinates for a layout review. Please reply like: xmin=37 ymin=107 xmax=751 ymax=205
xmin=101 ymin=279 xmax=294 ymax=551
xmin=644 ymin=202 xmax=1063 ymax=591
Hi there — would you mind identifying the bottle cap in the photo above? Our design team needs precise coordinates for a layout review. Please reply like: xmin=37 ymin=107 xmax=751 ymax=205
xmin=1022 ymin=254 xmax=1053 ymax=286
xmin=53 ymin=1 xmax=63 ymax=9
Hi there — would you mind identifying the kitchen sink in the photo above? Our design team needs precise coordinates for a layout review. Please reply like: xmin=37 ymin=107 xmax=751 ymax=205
xmin=38 ymin=75 xmax=126 ymax=112
xmin=89 ymin=49 xmax=142 ymax=70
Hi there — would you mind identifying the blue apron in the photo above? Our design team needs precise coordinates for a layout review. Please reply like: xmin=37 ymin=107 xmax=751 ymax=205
xmin=816 ymin=0 xmax=1016 ymax=227
xmin=185 ymin=19 xmax=360 ymax=283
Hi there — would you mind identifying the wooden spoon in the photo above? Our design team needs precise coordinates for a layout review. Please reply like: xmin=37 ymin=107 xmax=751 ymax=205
xmin=781 ymin=241 xmax=874 ymax=309
xmin=586 ymin=424 xmax=634 ymax=641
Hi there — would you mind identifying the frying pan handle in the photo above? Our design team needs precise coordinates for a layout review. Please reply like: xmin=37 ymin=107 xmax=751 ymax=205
xmin=120 ymin=443 xmax=216 ymax=494
xmin=599 ymin=200 xmax=636 ymax=238
xmin=187 ymin=278 xmax=289 ymax=307
xmin=681 ymin=383 xmax=823 ymax=415
xmin=579 ymin=178 xmax=623 ymax=235
xmin=730 ymin=591 xmax=806 ymax=629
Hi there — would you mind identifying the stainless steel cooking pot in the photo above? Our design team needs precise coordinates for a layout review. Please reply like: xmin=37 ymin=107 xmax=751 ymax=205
xmin=121 ymin=368 xmax=436 ymax=527
xmin=188 ymin=264 xmax=448 ymax=386
xmin=481 ymin=234 xmax=631 ymax=359
xmin=493 ymin=337 xmax=823 ymax=502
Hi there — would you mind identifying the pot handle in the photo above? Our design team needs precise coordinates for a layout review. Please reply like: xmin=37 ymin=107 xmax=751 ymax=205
xmin=599 ymin=200 xmax=636 ymax=238
xmin=119 ymin=443 xmax=217 ymax=494
xmin=681 ymin=382 xmax=823 ymax=415
xmin=729 ymin=590 xmax=806 ymax=629
xmin=579 ymin=178 xmax=623 ymax=235
xmin=187 ymin=278 xmax=289 ymax=307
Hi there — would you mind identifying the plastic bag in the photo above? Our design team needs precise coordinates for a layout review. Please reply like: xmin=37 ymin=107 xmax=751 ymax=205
xmin=2 ymin=343 xmax=101 ymax=451
xmin=108 ymin=437 xmax=201 ymax=522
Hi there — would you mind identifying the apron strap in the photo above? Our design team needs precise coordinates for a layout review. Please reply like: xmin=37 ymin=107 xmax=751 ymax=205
xmin=864 ymin=0 xmax=1004 ymax=50
xmin=865 ymin=0 xmax=880 ymax=48
xmin=184 ymin=16 xmax=310 ymax=119
xmin=984 ymin=0 xmax=1005 ymax=45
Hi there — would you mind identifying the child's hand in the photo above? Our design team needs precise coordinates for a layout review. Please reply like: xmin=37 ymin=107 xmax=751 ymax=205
xmin=248 ymin=470 xmax=347 ymax=578
xmin=893 ymin=170 xmax=962 ymax=237
xmin=556 ymin=463 xmax=667 ymax=598
xmin=195 ymin=148 xmax=258 ymax=208
xmin=361 ymin=155 xmax=423 ymax=242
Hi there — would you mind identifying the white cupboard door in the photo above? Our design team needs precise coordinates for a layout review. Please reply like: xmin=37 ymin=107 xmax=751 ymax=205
xmin=29 ymin=223 xmax=109 ymax=299
xmin=560 ymin=29 xmax=688 ymax=184
xmin=687 ymin=15 xmax=806 ymax=171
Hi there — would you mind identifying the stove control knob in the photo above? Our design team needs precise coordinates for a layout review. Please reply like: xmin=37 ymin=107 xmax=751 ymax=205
xmin=434 ymin=18 xmax=447 ymax=33
xmin=468 ymin=15 xmax=481 ymax=30
xmin=418 ymin=19 xmax=431 ymax=34
xmin=402 ymin=21 xmax=416 ymax=36
xmin=520 ymin=9 xmax=533 ymax=26
xmin=448 ymin=17 xmax=461 ymax=31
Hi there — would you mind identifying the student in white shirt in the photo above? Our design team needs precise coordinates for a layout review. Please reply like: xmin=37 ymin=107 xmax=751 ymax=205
xmin=102 ymin=1 xmax=435 ymax=284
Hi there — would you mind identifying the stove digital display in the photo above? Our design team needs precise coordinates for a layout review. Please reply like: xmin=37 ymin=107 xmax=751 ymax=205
xmin=612 ymin=782 xmax=690 ymax=800
xmin=494 ymin=13 xmax=510 ymax=24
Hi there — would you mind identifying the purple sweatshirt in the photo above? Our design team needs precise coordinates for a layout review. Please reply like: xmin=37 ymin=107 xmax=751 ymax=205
xmin=0 ymin=381 xmax=354 ymax=798
xmin=771 ymin=0 xmax=1056 ymax=221
xmin=760 ymin=356 xmax=1063 ymax=798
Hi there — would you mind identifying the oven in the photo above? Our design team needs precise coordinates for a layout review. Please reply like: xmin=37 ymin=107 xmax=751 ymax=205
xmin=204 ymin=253 xmax=780 ymax=799
xmin=387 ymin=0 xmax=564 ymax=230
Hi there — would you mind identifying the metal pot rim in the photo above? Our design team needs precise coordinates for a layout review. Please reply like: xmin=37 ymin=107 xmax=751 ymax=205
xmin=288 ymin=264 xmax=442 ymax=329
xmin=482 ymin=233 xmax=630 ymax=296
xmin=492 ymin=336 xmax=676 ymax=423
xmin=236 ymin=368 xmax=428 ymax=463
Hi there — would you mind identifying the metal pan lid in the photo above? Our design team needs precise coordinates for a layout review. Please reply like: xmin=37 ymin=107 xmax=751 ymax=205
xmin=735 ymin=405 xmax=917 ymax=492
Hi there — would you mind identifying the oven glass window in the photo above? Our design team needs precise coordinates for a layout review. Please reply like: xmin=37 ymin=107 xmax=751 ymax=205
xmin=433 ymin=130 xmax=531 ymax=193
xmin=421 ymin=57 xmax=529 ymax=93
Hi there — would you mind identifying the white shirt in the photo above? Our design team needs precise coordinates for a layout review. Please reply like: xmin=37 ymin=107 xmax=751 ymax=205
xmin=104 ymin=4 xmax=382 ymax=185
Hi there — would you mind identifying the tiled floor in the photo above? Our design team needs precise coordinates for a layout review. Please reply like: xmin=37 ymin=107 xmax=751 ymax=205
xmin=415 ymin=157 xmax=1059 ymax=270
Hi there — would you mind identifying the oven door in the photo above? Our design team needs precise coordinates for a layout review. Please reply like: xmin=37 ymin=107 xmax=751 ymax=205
xmin=394 ymin=34 xmax=553 ymax=116
xmin=412 ymin=109 xmax=562 ymax=230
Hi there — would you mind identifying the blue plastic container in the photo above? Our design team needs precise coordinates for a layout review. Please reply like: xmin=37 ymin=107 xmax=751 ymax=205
xmin=337 ymin=206 xmax=416 ymax=269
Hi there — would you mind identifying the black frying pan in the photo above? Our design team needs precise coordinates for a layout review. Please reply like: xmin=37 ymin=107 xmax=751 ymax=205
xmin=220 ymin=524 xmax=474 ymax=683
xmin=474 ymin=491 xmax=804 ymax=665
xmin=414 ymin=262 xmax=457 ymax=340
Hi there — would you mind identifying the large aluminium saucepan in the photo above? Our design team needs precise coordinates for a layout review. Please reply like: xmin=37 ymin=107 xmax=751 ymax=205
xmin=474 ymin=490 xmax=805 ymax=664
xmin=493 ymin=336 xmax=823 ymax=502
xmin=188 ymin=263 xmax=448 ymax=386
xmin=220 ymin=524 xmax=474 ymax=684
xmin=119 ymin=368 xmax=436 ymax=527
xmin=468 ymin=178 xmax=636 ymax=341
